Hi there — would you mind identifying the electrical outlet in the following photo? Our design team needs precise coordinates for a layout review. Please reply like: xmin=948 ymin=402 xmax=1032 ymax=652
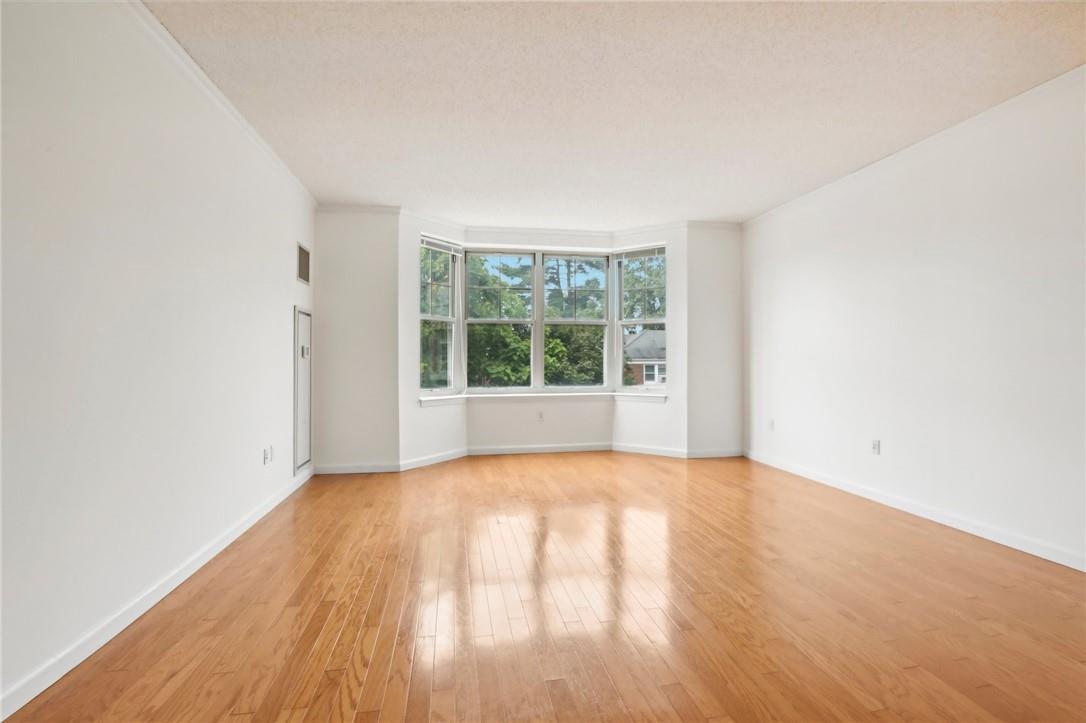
xmin=872 ymin=440 xmax=881 ymax=455
xmin=263 ymin=448 xmax=270 ymax=465
xmin=769 ymin=419 xmax=775 ymax=431
xmin=537 ymin=411 xmax=544 ymax=422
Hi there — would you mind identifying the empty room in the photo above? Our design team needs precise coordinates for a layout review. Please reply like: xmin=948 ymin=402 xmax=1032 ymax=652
xmin=2 ymin=1 xmax=1084 ymax=721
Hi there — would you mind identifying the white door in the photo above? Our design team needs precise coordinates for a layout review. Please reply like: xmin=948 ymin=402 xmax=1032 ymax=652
xmin=295 ymin=308 xmax=312 ymax=470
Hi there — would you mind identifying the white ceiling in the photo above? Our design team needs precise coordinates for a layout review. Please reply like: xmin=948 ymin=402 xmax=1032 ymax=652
xmin=148 ymin=1 xmax=1084 ymax=231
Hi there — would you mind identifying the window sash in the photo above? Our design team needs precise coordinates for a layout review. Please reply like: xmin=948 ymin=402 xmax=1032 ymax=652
xmin=618 ymin=247 xmax=666 ymax=324
xmin=542 ymin=254 xmax=609 ymax=324
xmin=420 ymin=241 xmax=462 ymax=392
xmin=420 ymin=319 xmax=453 ymax=390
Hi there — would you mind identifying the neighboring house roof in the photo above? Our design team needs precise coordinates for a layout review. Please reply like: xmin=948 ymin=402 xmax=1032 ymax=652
xmin=623 ymin=329 xmax=665 ymax=362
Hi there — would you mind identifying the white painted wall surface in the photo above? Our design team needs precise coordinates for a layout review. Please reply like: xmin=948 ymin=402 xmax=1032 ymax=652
xmin=466 ymin=396 xmax=614 ymax=454
xmin=686 ymin=223 xmax=745 ymax=457
xmin=745 ymin=67 xmax=1086 ymax=570
xmin=612 ymin=224 xmax=690 ymax=457
xmin=2 ymin=2 xmax=315 ymax=713
xmin=313 ymin=208 xmax=400 ymax=472
xmin=398 ymin=211 xmax=468 ymax=468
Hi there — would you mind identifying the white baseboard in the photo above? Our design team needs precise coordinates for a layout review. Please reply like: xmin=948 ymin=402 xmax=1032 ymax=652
xmin=398 ymin=448 xmax=467 ymax=471
xmin=611 ymin=444 xmax=744 ymax=459
xmin=313 ymin=461 xmax=400 ymax=474
xmin=610 ymin=442 xmax=689 ymax=458
xmin=686 ymin=448 xmax=745 ymax=459
xmin=314 ymin=445 xmax=746 ymax=475
xmin=746 ymin=450 xmax=1086 ymax=572
xmin=316 ymin=449 xmax=467 ymax=474
xmin=467 ymin=442 xmax=612 ymax=456
xmin=0 ymin=465 xmax=315 ymax=718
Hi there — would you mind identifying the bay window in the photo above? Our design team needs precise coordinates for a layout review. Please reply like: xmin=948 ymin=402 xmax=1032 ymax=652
xmin=420 ymin=239 xmax=666 ymax=394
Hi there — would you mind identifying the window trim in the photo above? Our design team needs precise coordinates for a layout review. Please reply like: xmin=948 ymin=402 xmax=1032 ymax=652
xmin=420 ymin=240 xmax=667 ymax=397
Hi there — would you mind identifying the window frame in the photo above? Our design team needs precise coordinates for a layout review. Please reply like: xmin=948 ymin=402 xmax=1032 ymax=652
xmin=420 ymin=240 xmax=667 ymax=397
xmin=463 ymin=250 xmax=537 ymax=391
xmin=419 ymin=237 xmax=462 ymax=395
xmin=616 ymin=246 xmax=667 ymax=391
xmin=540 ymin=253 xmax=610 ymax=389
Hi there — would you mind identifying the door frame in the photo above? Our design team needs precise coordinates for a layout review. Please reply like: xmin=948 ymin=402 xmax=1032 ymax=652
xmin=294 ymin=306 xmax=313 ymax=472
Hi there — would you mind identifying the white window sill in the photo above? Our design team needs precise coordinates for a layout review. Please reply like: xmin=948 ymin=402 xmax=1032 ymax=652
xmin=419 ymin=390 xmax=667 ymax=405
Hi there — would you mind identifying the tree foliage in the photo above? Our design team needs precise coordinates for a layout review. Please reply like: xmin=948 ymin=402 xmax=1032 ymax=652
xmin=544 ymin=325 xmax=604 ymax=385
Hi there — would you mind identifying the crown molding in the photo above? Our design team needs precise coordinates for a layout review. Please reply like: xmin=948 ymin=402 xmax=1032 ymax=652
xmin=124 ymin=1 xmax=315 ymax=209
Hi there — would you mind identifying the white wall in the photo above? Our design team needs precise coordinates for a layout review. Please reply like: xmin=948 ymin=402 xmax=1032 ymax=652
xmin=467 ymin=396 xmax=614 ymax=454
xmin=2 ymin=1 xmax=316 ymax=714
xmin=313 ymin=208 xmax=400 ymax=471
xmin=687 ymin=222 xmax=744 ymax=457
xmin=745 ymin=66 xmax=1086 ymax=570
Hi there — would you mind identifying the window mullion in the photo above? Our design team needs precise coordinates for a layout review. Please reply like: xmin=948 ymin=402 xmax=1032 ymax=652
xmin=610 ymin=256 xmax=622 ymax=389
xmin=454 ymin=254 xmax=465 ymax=391
xmin=531 ymin=251 xmax=544 ymax=389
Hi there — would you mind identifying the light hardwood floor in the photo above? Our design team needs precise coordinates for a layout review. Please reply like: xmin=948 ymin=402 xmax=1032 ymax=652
xmin=12 ymin=453 xmax=1086 ymax=722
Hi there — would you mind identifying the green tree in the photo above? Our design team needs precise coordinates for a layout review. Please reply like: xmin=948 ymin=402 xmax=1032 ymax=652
xmin=544 ymin=325 xmax=604 ymax=385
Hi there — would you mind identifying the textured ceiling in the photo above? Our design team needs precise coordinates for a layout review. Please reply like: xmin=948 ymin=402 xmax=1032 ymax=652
xmin=147 ymin=1 xmax=1085 ymax=230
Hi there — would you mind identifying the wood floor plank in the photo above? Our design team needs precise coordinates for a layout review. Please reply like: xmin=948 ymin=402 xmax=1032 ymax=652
xmin=10 ymin=454 xmax=1085 ymax=722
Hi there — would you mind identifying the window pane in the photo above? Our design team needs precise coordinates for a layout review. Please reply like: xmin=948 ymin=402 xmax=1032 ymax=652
xmin=545 ymin=287 xmax=574 ymax=320
xmin=643 ymin=254 xmax=665 ymax=280
xmin=431 ymin=284 xmax=451 ymax=316
xmin=501 ymin=288 xmax=533 ymax=320
xmin=575 ymin=257 xmax=606 ymax=289
xmin=646 ymin=287 xmax=665 ymax=317
xmin=468 ymin=254 xmax=502 ymax=286
xmin=430 ymin=251 xmax=450 ymax=283
xmin=420 ymin=281 xmax=430 ymax=315
xmin=544 ymin=325 xmax=604 ymax=386
xmin=622 ymin=250 xmax=666 ymax=321
xmin=544 ymin=257 xmax=572 ymax=291
xmin=576 ymin=290 xmax=606 ymax=320
xmin=420 ymin=247 xmax=432 ymax=283
xmin=623 ymin=256 xmax=644 ymax=280
xmin=420 ymin=320 xmax=451 ymax=389
xmin=545 ymin=255 xmax=607 ymax=321
xmin=499 ymin=255 xmax=534 ymax=287
xmin=468 ymin=288 xmax=500 ymax=319
xmin=621 ymin=323 xmax=666 ymax=386
xmin=623 ymin=289 xmax=645 ymax=319
xmin=467 ymin=324 xmax=531 ymax=387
